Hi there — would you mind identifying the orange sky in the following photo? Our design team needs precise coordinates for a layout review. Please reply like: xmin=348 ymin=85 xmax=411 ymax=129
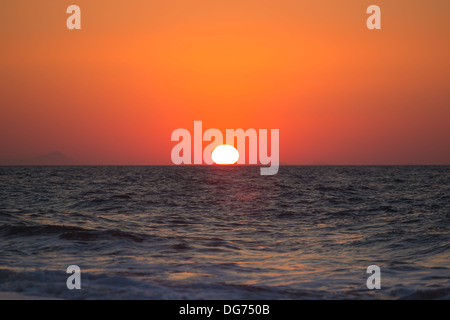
xmin=1 ymin=0 xmax=449 ymax=164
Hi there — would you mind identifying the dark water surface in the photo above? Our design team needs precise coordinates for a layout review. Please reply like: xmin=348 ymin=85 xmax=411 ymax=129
xmin=0 ymin=166 xmax=449 ymax=299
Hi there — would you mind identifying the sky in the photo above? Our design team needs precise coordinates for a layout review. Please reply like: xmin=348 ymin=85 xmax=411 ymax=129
xmin=1 ymin=0 xmax=449 ymax=165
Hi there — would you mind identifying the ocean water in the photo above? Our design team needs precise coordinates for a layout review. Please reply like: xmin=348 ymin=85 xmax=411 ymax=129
xmin=0 ymin=166 xmax=449 ymax=300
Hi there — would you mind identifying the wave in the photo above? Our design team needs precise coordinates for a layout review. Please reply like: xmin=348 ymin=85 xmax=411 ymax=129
xmin=0 ymin=224 xmax=150 ymax=243
xmin=399 ymin=287 xmax=450 ymax=300
xmin=0 ymin=267 xmax=448 ymax=300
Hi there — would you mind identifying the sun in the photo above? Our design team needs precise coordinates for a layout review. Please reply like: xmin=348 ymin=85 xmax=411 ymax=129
xmin=211 ymin=145 xmax=239 ymax=165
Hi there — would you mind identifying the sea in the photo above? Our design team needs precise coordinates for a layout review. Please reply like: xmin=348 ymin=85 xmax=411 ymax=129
xmin=0 ymin=166 xmax=449 ymax=299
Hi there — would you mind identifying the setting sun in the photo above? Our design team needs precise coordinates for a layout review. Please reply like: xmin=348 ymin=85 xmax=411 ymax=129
xmin=211 ymin=145 xmax=239 ymax=165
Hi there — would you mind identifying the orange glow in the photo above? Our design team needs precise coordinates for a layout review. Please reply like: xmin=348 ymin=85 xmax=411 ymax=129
xmin=211 ymin=145 xmax=239 ymax=165
xmin=0 ymin=1 xmax=449 ymax=165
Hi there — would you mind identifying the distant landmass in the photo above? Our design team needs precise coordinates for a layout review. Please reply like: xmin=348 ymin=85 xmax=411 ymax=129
xmin=0 ymin=151 xmax=79 ymax=165
xmin=308 ymin=162 xmax=331 ymax=166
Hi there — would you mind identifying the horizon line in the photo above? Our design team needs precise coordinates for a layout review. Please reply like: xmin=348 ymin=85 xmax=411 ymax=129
xmin=1 ymin=164 xmax=449 ymax=167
